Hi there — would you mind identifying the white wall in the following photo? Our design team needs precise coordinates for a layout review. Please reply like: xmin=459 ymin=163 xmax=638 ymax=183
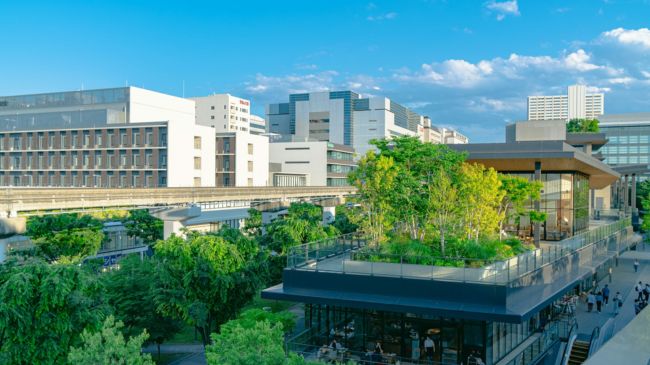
xmin=269 ymin=141 xmax=327 ymax=186
xmin=129 ymin=87 xmax=196 ymax=124
xmin=195 ymin=125 xmax=216 ymax=187
xmin=192 ymin=94 xmax=251 ymax=133
xmin=233 ymin=132 xmax=269 ymax=187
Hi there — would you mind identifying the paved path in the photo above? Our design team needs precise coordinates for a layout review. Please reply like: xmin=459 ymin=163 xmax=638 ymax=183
xmin=573 ymin=253 xmax=650 ymax=342
xmin=143 ymin=343 xmax=206 ymax=365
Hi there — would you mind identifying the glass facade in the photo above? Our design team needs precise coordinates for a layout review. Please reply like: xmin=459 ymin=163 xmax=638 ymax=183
xmin=329 ymin=91 xmax=359 ymax=146
xmin=504 ymin=172 xmax=589 ymax=241
xmin=600 ymin=124 xmax=650 ymax=179
xmin=292 ymin=304 xmax=563 ymax=365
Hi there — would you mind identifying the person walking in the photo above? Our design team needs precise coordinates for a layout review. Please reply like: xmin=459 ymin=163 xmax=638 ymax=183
xmin=644 ymin=284 xmax=650 ymax=302
xmin=424 ymin=336 xmax=435 ymax=362
xmin=603 ymin=285 xmax=610 ymax=306
xmin=634 ymin=259 xmax=640 ymax=273
xmin=587 ymin=292 xmax=596 ymax=312
xmin=613 ymin=291 xmax=623 ymax=315
xmin=596 ymin=292 xmax=603 ymax=313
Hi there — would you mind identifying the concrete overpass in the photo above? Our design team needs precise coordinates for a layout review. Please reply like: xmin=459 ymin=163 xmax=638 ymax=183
xmin=0 ymin=186 xmax=356 ymax=216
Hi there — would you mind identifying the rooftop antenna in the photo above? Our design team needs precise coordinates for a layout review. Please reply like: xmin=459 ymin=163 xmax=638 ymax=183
xmin=80 ymin=82 xmax=84 ymax=91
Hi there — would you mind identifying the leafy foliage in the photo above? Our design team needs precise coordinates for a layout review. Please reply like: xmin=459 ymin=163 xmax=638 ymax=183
xmin=206 ymin=320 xmax=289 ymax=365
xmin=263 ymin=203 xmax=339 ymax=254
xmin=124 ymin=209 xmax=163 ymax=244
xmin=243 ymin=208 xmax=263 ymax=237
xmin=26 ymin=213 xmax=103 ymax=239
xmin=0 ymin=259 xmax=110 ymax=364
xmin=332 ymin=205 xmax=359 ymax=234
xmin=566 ymin=118 xmax=599 ymax=133
xmin=105 ymin=255 xmax=182 ymax=358
xmin=153 ymin=234 xmax=269 ymax=345
xmin=68 ymin=315 xmax=154 ymax=365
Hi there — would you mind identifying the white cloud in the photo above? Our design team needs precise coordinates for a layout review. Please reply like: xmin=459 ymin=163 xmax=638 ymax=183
xmin=245 ymin=71 xmax=339 ymax=95
xmin=485 ymin=0 xmax=520 ymax=21
xmin=602 ymin=28 xmax=650 ymax=49
xmin=367 ymin=12 xmax=397 ymax=21
xmin=563 ymin=49 xmax=601 ymax=71
xmin=240 ymin=28 xmax=650 ymax=143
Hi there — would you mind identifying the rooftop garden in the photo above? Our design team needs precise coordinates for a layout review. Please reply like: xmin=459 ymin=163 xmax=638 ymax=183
xmin=566 ymin=118 xmax=599 ymax=133
xmin=346 ymin=136 xmax=543 ymax=266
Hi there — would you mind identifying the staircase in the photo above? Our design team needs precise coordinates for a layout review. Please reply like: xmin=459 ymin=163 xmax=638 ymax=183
xmin=567 ymin=340 xmax=589 ymax=365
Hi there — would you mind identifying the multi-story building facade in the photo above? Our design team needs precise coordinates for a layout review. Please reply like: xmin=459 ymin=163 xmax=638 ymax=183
xmin=0 ymin=87 xmax=215 ymax=188
xmin=266 ymin=91 xmax=426 ymax=158
xmin=215 ymin=131 xmax=269 ymax=187
xmin=598 ymin=113 xmax=650 ymax=176
xmin=527 ymin=84 xmax=604 ymax=121
xmin=249 ymin=114 xmax=266 ymax=135
xmin=192 ymin=93 xmax=253 ymax=133
xmin=269 ymin=140 xmax=355 ymax=187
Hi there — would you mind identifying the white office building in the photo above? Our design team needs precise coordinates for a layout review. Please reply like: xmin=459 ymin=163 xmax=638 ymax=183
xmin=267 ymin=91 xmax=429 ymax=158
xmin=0 ymin=87 xmax=215 ymax=188
xmin=527 ymin=84 xmax=604 ymax=121
xmin=249 ymin=114 xmax=266 ymax=135
xmin=192 ymin=93 xmax=253 ymax=133
xmin=269 ymin=140 xmax=355 ymax=187
xmin=215 ymin=131 xmax=269 ymax=187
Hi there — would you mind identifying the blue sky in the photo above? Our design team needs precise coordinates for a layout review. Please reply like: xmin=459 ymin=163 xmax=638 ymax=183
xmin=1 ymin=0 xmax=650 ymax=142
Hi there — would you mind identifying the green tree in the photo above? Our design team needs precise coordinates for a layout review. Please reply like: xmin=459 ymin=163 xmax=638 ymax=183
xmin=331 ymin=205 xmax=359 ymax=234
xmin=371 ymin=137 xmax=466 ymax=240
xmin=124 ymin=209 xmax=163 ymax=244
xmin=105 ymin=255 xmax=182 ymax=360
xmin=567 ymin=118 xmax=600 ymax=133
xmin=206 ymin=320 xmax=287 ymax=365
xmin=0 ymin=260 xmax=109 ymax=364
xmin=153 ymin=234 xmax=268 ymax=345
xmin=234 ymin=308 xmax=296 ymax=333
xmin=26 ymin=213 xmax=103 ymax=239
xmin=497 ymin=175 xmax=543 ymax=237
xmin=458 ymin=164 xmax=505 ymax=242
xmin=348 ymin=151 xmax=398 ymax=243
xmin=68 ymin=315 xmax=154 ymax=365
xmin=263 ymin=203 xmax=337 ymax=254
xmin=243 ymin=208 xmax=263 ymax=237
xmin=33 ymin=228 xmax=104 ymax=263
xmin=428 ymin=169 xmax=459 ymax=256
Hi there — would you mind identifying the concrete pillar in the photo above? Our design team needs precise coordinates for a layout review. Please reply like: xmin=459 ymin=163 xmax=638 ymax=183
xmin=534 ymin=161 xmax=542 ymax=246
xmin=322 ymin=206 xmax=336 ymax=225
xmin=163 ymin=220 xmax=186 ymax=239
xmin=590 ymin=189 xmax=595 ymax=218
xmin=623 ymin=175 xmax=630 ymax=213
xmin=632 ymin=173 xmax=639 ymax=228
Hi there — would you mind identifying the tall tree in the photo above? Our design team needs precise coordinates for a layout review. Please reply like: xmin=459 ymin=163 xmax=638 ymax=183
xmin=68 ymin=316 xmax=154 ymax=365
xmin=497 ymin=175 xmax=543 ymax=238
xmin=105 ymin=255 xmax=182 ymax=360
xmin=0 ymin=260 xmax=109 ymax=364
xmin=153 ymin=234 xmax=268 ymax=345
xmin=243 ymin=208 xmax=263 ymax=237
xmin=263 ymin=203 xmax=338 ymax=254
xmin=428 ymin=169 xmax=459 ymax=256
xmin=33 ymin=229 xmax=103 ymax=263
xmin=458 ymin=164 xmax=504 ymax=242
xmin=348 ymin=151 xmax=398 ymax=243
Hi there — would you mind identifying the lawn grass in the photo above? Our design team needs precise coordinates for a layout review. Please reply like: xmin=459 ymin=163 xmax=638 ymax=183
xmin=244 ymin=292 xmax=295 ymax=313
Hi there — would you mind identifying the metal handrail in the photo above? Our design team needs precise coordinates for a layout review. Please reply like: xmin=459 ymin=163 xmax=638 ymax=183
xmin=560 ymin=322 xmax=579 ymax=365
xmin=587 ymin=326 xmax=601 ymax=357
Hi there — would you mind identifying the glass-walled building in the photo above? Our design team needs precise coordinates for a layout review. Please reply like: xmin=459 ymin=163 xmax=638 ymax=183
xmin=503 ymin=172 xmax=589 ymax=241
xmin=598 ymin=113 xmax=650 ymax=180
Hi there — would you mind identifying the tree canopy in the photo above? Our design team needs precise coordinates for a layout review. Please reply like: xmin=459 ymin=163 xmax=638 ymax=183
xmin=153 ymin=233 xmax=269 ymax=345
xmin=68 ymin=316 xmax=154 ymax=365
xmin=0 ymin=259 xmax=109 ymax=364
xmin=350 ymin=136 xmax=541 ymax=257
xmin=567 ymin=118 xmax=599 ymax=133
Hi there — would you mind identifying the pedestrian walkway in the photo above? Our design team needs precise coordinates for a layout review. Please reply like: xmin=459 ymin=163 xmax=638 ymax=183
xmin=574 ymin=254 xmax=650 ymax=341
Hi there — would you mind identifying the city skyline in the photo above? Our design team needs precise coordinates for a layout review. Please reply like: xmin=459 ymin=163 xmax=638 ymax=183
xmin=2 ymin=1 xmax=650 ymax=142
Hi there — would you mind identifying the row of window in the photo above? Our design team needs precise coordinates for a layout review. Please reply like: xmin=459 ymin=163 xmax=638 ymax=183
xmin=0 ymin=128 xmax=166 ymax=150
xmin=601 ymin=145 xmax=650 ymax=154
xmin=0 ymin=171 xmax=165 ymax=188
xmin=605 ymin=156 xmax=650 ymax=164
xmin=0 ymin=150 xmax=166 ymax=170
xmin=327 ymin=150 xmax=354 ymax=161
xmin=606 ymin=135 xmax=650 ymax=144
